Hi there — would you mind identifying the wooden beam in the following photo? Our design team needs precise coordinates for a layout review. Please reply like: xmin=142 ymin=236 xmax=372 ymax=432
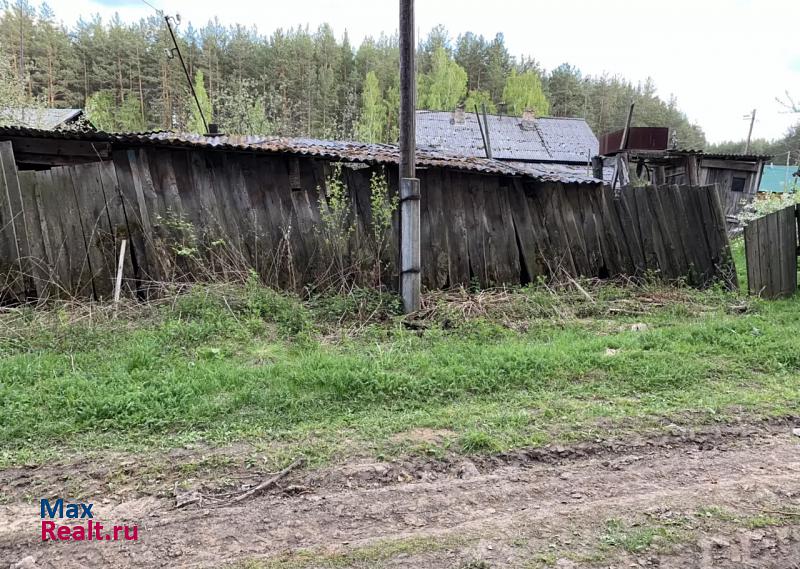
xmin=699 ymin=159 xmax=758 ymax=172
xmin=4 ymin=137 xmax=110 ymax=161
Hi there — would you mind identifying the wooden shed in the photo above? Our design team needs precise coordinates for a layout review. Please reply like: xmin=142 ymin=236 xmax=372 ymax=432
xmin=0 ymin=127 xmax=736 ymax=301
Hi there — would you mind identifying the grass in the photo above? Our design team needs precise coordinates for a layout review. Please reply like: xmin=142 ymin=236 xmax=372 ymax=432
xmin=1 ymin=241 xmax=798 ymax=467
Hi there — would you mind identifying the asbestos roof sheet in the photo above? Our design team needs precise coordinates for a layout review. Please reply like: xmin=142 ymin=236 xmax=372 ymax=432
xmin=416 ymin=110 xmax=599 ymax=163
xmin=0 ymin=126 xmax=602 ymax=185
xmin=0 ymin=108 xmax=84 ymax=130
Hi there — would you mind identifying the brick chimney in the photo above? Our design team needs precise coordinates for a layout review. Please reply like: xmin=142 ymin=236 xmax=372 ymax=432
xmin=451 ymin=105 xmax=465 ymax=125
xmin=522 ymin=108 xmax=536 ymax=122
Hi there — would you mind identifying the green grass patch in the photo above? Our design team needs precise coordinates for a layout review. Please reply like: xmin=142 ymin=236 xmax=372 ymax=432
xmin=1 ymin=254 xmax=798 ymax=465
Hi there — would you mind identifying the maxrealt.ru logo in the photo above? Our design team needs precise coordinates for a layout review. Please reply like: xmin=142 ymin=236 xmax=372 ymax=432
xmin=40 ymin=499 xmax=138 ymax=542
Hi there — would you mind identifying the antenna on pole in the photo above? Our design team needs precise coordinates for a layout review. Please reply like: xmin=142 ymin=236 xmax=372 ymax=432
xmin=164 ymin=14 xmax=210 ymax=134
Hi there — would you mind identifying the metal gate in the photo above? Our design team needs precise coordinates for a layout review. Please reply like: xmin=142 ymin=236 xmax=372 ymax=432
xmin=744 ymin=205 xmax=798 ymax=299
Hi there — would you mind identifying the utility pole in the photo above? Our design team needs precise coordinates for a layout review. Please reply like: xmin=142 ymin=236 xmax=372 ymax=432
xmin=744 ymin=108 xmax=756 ymax=154
xmin=165 ymin=14 xmax=209 ymax=134
xmin=399 ymin=0 xmax=420 ymax=313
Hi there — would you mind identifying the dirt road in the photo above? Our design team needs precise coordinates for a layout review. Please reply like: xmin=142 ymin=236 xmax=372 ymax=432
xmin=2 ymin=422 xmax=799 ymax=568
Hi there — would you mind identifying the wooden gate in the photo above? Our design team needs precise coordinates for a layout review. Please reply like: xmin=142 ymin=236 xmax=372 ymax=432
xmin=744 ymin=205 xmax=799 ymax=299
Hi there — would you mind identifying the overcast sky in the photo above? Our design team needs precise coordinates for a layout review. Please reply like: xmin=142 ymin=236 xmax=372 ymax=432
xmin=45 ymin=0 xmax=800 ymax=143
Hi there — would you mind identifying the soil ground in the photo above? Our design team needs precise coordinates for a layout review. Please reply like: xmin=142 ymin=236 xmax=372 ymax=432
xmin=2 ymin=420 xmax=799 ymax=568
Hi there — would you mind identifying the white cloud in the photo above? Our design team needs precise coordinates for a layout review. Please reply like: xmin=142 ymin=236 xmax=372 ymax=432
xmin=50 ymin=0 xmax=800 ymax=142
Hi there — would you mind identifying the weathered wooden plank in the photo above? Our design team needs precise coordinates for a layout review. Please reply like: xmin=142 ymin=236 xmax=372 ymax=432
xmin=576 ymin=185 xmax=604 ymax=277
xmin=598 ymin=186 xmax=632 ymax=275
xmin=482 ymin=175 xmax=519 ymax=285
xmin=612 ymin=187 xmax=646 ymax=274
xmin=97 ymin=160 xmax=136 ymax=297
xmin=642 ymin=185 xmax=678 ymax=280
xmin=33 ymin=170 xmax=70 ymax=296
xmin=463 ymin=174 xmax=489 ymax=285
xmin=756 ymin=215 xmax=771 ymax=297
xmin=523 ymin=182 xmax=557 ymax=278
xmin=662 ymin=185 xmax=696 ymax=284
xmin=112 ymin=150 xmax=153 ymax=293
xmin=744 ymin=218 xmax=759 ymax=295
xmin=239 ymin=154 xmax=280 ymax=284
xmin=702 ymin=183 xmax=737 ymax=289
xmin=557 ymin=184 xmax=590 ymax=276
xmin=421 ymin=168 xmax=450 ymax=288
xmin=0 ymin=141 xmax=31 ymax=297
xmin=69 ymin=162 xmax=115 ymax=299
xmin=51 ymin=166 xmax=93 ymax=296
xmin=628 ymin=187 xmax=658 ymax=273
xmin=536 ymin=182 xmax=576 ymax=276
xmin=678 ymin=185 xmax=715 ymax=285
xmin=439 ymin=168 xmax=470 ymax=286
xmin=778 ymin=206 xmax=797 ymax=296
xmin=506 ymin=178 xmax=545 ymax=282
xmin=17 ymin=171 xmax=49 ymax=296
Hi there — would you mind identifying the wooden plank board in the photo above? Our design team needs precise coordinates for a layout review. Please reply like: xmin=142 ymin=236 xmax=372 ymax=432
xmin=536 ymin=182 xmax=576 ymax=276
xmin=678 ymin=185 xmax=714 ymax=285
xmin=642 ymin=185 xmax=678 ymax=280
xmin=440 ymin=169 xmax=470 ymax=286
xmin=778 ymin=206 xmax=797 ymax=296
xmin=598 ymin=187 xmax=632 ymax=276
xmin=463 ymin=175 xmax=489 ymax=285
xmin=239 ymin=154 xmax=280 ymax=284
xmin=16 ymin=171 xmax=49 ymax=296
xmin=627 ymin=187 xmax=658 ymax=273
xmin=506 ymin=178 xmax=545 ymax=282
xmin=0 ymin=141 xmax=30 ymax=297
xmin=702 ymin=184 xmax=737 ymax=289
xmin=49 ymin=166 xmax=94 ymax=297
xmin=744 ymin=217 xmax=760 ymax=296
xmin=662 ymin=185 xmax=697 ymax=284
xmin=70 ymin=162 xmax=116 ymax=299
xmin=613 ymin=187 xmax=646 ymax=274
xmin=557 ymin=184 xmax=590 ymax=276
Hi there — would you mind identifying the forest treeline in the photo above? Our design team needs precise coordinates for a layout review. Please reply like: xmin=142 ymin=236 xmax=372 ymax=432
xmin=0 ymin=1 xmax=709 ymax=147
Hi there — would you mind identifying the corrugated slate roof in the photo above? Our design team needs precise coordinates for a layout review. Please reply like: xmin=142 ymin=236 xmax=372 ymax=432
xmin=416 ymin=110 xmax=599 ymax=163
xmin=0 ymin=126 xmax=602 ymax=185
xmin=0 ymin=108 xmax=84 ymax=130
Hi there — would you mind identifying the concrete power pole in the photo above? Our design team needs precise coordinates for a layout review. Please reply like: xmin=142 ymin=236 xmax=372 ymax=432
xmin=399 ymin=0 xmax=420 ymax=313
xmin=744 ymin=109 xmax=756 ymax=154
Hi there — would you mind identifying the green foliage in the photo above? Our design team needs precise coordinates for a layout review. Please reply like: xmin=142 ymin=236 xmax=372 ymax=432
xmin=187 ymin=69 xmax=212 ymax=134
xmin=356 ymin=71 xmax=384 ymax=143
xmin=738 ymin=192 xmax=799 ymax=224
xmin=600 ymin=519 xmax=678 ymax=553
xmin=85 ymin=90 xmax=117 ymax=131
xmin=368 ymin=169 xmax=397 ymax=254
xmin=463 ymin=90 xmax=496 ymax=114
xmin=216 ymin=78 xmax=270 ymax=135
xmin=418 ymin=47 xmax=468 ymax=111
xmin=0 ymin=9 xmax=707 ymax=144
xmin=0 ymin=56 xmax=38 ymax=122
xmin=2 ymin=279 xmax=800 ymax=464
xmin=502 ymin=69 xmax=549 ymax=116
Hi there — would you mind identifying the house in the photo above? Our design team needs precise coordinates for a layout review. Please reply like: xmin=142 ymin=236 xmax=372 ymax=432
xmin=598 ymin=127 xmax=770 ymax=229
xmin=0 ymin=107 xmax=90 ymax=131
xmin=416 ymin=108 xmax=608 ymax=182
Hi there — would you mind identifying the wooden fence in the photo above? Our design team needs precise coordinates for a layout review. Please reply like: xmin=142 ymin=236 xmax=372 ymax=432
xmin=744 ymin=205 xmax=799 ymax=299
xmin=0 ymin=141 xmax=738 ymax=301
